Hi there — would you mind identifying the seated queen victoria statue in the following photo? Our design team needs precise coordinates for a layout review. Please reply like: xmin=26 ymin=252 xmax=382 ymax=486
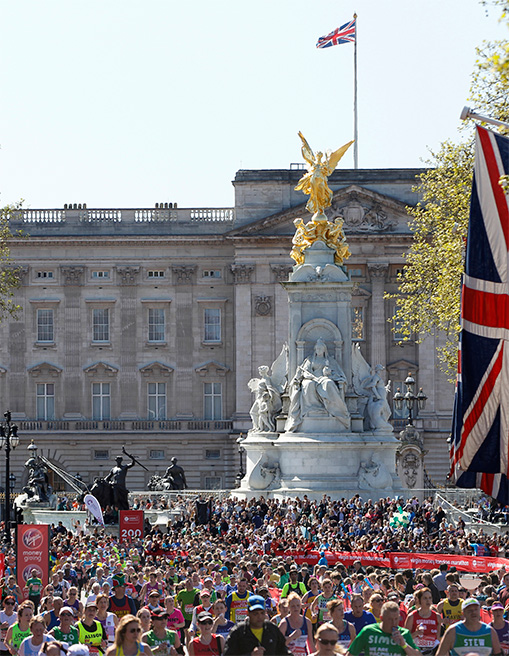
xmin=285 ymin=338 xmax=350 ymax=432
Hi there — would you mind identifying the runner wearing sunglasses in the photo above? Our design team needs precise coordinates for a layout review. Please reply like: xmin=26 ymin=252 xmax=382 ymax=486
xmin=105 ymin=615 xmax=153 ymax=656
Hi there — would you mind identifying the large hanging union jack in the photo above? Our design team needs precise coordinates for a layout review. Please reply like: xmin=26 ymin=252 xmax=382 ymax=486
xmin=451 ymin=125 xmax=509 ymax=503
xmin=316 ymin=19 xmax=356 ymax=49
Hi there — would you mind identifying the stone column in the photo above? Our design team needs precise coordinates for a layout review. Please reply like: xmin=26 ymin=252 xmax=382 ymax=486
xmin=172 ymin=266 xmax=197 ymax=418
xmin=61 ymin=266 xmax=85 ymax=417
xmin=367 ymin=263 xmax=388 ymax=372
xmin=8 ymin=267 xmax=28 ymax=415
xmin=231 ymin=264 xmax=254 ymax=425
xmin=116 ymin=266 xmax=140 ymax=419
xmin=271 ymin=264 xmax=292 ymax=357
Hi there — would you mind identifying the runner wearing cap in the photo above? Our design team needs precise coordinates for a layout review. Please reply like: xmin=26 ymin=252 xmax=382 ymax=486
xmin=490 ymin=603 xmax=509 ymax=654
xmin=109 ymin=578 xmax=136 ymax=620
xmin=281 ymin=568 xmax=307 ymax=600
xmin=188 ymin=612 xmax=223 ymax=656
xmin=50 ymin=607 xmax=79 ymax=645
xmin=224 ymin=595 xmax=291 ymax=656
xmin=189 ymin=590 xmax=214 ymax=636
xmin=437 ymin=597 xmax=502 ymax=656
xmin=141 ymin=609 xmax=180 ymax=656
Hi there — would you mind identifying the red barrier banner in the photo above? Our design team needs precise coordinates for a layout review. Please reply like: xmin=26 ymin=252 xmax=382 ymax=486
xmin=0 ymin=553 xmax=5 ymax=579
xmin=119 ymin=510 xmax=144 ymax=542
xmin=272 ymin=549 xmax=509 ymax=573
xmin=17 ymin=525 xmax=50 ymax=598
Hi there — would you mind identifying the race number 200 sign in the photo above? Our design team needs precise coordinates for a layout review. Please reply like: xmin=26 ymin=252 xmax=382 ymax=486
xmin=119 ymin=510 xmax=144 ymax=541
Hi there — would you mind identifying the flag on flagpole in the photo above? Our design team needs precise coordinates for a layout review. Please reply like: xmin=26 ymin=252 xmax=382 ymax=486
xmin=316 ymin=19 xmax=356 ymax=49
xmin=450 ymin=125 xmax=509 ymax=503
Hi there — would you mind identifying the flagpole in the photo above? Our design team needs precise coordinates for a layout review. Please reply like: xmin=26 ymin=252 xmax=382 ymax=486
xmin=353 ymin=13 xmax=358 ymax=169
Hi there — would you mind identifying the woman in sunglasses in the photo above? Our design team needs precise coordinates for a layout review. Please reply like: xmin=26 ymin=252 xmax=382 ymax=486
xmin=187 ymin=612 xmax=224 ymax=656
xmin=105 ymin=615 xmax=153 ymax=656
xmin=310 ymin=623 xmax=341 ymax=656
xmin=0 ymin=597 xmax=17 ymax=655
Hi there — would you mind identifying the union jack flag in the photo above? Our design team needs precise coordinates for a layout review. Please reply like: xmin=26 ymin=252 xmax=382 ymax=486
xmin=316 ymin=19 xmax=356 ymax=49
xmin=450 ymin=125 xmax=509 ymax=504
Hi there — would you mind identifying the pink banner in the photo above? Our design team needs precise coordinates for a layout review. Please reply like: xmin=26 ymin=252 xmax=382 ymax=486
xmin=272 ymin=549 xmax=509 ymax=573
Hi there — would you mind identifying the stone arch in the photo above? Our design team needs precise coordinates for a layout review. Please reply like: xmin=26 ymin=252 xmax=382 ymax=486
xmin=295 ymin=318 xmax=344 ymax=367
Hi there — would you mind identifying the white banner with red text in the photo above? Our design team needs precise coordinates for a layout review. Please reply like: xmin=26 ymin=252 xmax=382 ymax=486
xmin=271 ymin=549 xmax=509 ymax=572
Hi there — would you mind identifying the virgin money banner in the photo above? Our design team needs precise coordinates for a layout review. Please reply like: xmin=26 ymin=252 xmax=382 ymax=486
xmin=17 ymin=525 xmax=50 ymax=597
xmin=272 ymin=549 xmax=509 ymax=573
xmin=119 ymin=510 xmax=144 ymax=542
xmin=389 ymin=552 xmax=509 ymax=573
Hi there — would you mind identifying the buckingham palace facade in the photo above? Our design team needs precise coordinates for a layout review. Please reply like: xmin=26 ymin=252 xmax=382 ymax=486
xmin=0 ymin=167 xmax=454 ymax=492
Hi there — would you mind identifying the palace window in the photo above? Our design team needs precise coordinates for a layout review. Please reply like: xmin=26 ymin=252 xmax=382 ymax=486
xmin=36 ymin=383 xmax=55 ymax=420
xmin=204 ymin=308 xmax=221 ymax=342
xmin=91 ymin=271 xmax=110 ymax=279
xmin=92 ymin=382 xmax=111 ymax=420
xmin=205 ymin=476 xmax=222 ymax=490
xmin=36 ymin=271 xmax=53 ymax=279
xmin=204 ymin=382 xmax=222 ymax=420
xmin=148 ymin=308 xmax=165 ymax=342
xmin=148 ymin=382 xmax=166 ymax=420
xmin=92 ymin=308 xmax=110 ymax=342
xmin=37 ymin=309 xmax=54 ymax=343
xmin=148 ymin=270 xmax=165 ymax=278
xmin=203 ymin=270 xmax=221 ymax=279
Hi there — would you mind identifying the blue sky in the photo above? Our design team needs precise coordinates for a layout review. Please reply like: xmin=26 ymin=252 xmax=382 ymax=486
xmin=1 ymin=0 xmax=507 ymax=209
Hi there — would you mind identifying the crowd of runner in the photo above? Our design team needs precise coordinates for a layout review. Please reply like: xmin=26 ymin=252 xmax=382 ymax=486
xmin=0 ymin=492 xmax=508 ymax=656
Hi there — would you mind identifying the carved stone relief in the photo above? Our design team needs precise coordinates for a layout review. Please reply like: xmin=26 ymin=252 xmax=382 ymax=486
xmin=328 ymin=193 xmax=397 ymax=233
xmin=254 ymin=295 xmax=272 ymax=316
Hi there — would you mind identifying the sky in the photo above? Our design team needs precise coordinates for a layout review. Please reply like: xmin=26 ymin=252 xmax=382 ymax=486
xmin=1 ymin=0 xmax=507 ymax=210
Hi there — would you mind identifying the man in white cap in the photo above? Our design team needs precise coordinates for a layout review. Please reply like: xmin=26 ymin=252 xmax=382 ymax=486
xmin=437 ymin=597 xmax=502 ymax=656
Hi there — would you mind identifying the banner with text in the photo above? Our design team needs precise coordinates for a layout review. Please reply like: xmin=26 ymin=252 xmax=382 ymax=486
xmin=17 ymin=524 xmax=50 ymax=597
xmin=272 ymin=549 xmax=509 ymax=573
xmin=120 ymin=510 xmax=144 ymax=542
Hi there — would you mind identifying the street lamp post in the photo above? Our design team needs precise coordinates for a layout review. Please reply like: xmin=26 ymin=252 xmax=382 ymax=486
xmin=0 ymin=411 xmax=20 ymax=545
xmin=393 ymin=373 xmax=428 ymax=426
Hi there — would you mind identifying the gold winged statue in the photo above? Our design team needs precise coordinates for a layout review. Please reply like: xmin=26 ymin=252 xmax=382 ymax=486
xmin=295 ymin=131 xmax=354 ymax=218
xmin=291 ymin=132 xmax=354 ymax=266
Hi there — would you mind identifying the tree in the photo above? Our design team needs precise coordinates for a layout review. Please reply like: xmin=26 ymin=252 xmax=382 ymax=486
xmin=389 ymin=36 xmax=509 ymax=380
xmin=0 ymin=204 xmax=24 ymax=320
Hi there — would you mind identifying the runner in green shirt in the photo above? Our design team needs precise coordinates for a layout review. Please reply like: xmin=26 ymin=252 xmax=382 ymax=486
xmin=176 ymin=579 xmax=199 ymax=629
xmin=24 ymin=571 xmax=43 ymax=613
xmin=347 ymin=601 xmax=420 ymax=656
xmin=141 ymin=610 xmax=180 ymax=656
xmin=50 ymin=607 xmax=79 ymax=645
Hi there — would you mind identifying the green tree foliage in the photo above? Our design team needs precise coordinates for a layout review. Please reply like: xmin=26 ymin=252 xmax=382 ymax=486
xmin=389 ymin=36 xmax=509 ymax=380
xmin=0 ymin=204 xmax=23 ymax=320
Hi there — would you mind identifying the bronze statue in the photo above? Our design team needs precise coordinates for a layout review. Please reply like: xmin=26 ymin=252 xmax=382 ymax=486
xmin=104 ymin=452 xmax=135 ymax=510
xmin=23 ymin=455 xmax=51 ymax=502
xmin=163 ymin=457 xmax=187 ymax=490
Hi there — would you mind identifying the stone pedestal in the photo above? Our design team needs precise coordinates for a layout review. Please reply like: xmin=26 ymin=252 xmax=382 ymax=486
xmin=237 ymin=238 xmax=405 ymax=501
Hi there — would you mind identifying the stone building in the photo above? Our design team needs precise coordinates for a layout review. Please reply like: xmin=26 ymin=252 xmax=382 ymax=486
xmin=0 ymin=167 xmax=453 ymax=492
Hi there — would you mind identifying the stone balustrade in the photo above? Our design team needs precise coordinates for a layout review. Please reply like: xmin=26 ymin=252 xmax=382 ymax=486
xmin=15 ymin=207 xmax=235 ymax=226
xmin=16 ymin=419 xmax=233 ymax=432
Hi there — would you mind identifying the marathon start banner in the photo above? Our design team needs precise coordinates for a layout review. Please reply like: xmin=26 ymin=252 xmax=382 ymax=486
xmin=17 ymin=524 xmax=50 ymax=596
xmin=119 ymin=510 xmax=144 ymax=542
xmin=272 ymin=549 xmax=509 ymax=573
